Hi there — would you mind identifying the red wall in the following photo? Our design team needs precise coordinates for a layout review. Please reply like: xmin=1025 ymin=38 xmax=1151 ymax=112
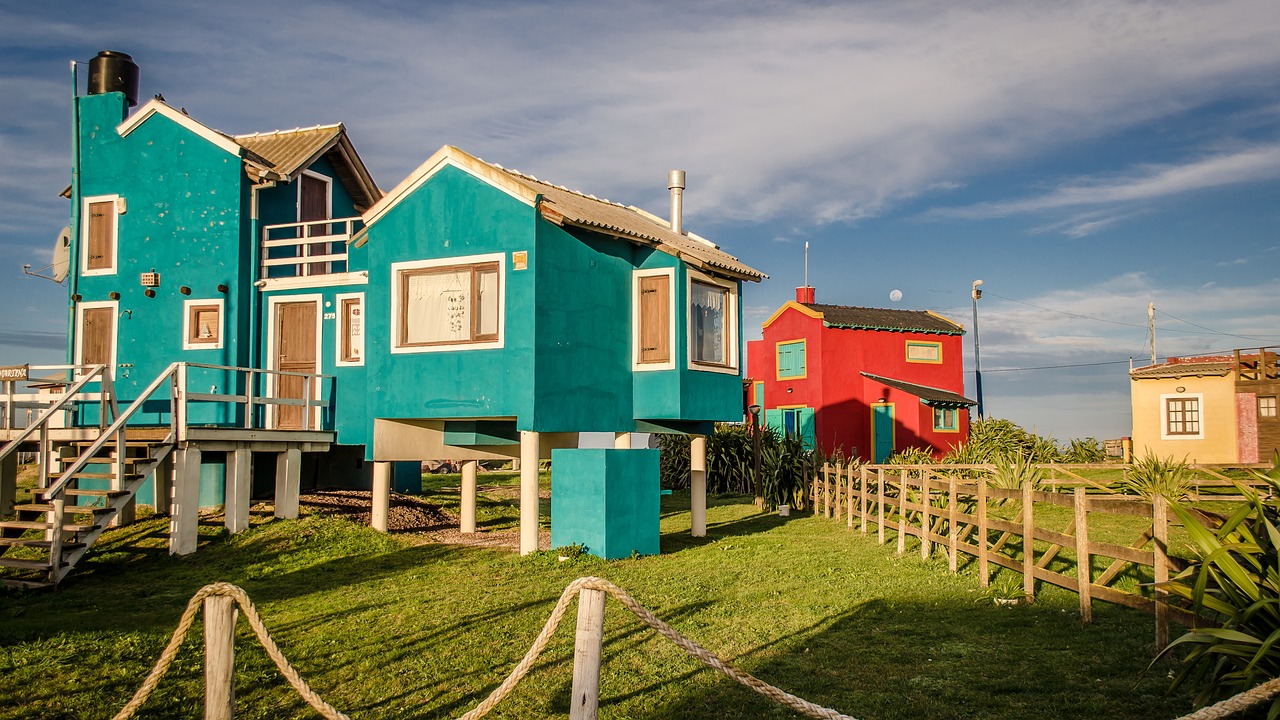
xmin=747 ymin=304 xmax=970 ymax=461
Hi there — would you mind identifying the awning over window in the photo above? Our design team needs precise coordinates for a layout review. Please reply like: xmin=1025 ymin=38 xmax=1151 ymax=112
xmin=860 ymin=372 xmax=976 ymax=408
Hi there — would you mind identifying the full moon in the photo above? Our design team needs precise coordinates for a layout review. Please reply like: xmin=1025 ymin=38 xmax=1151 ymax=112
xmin=889 ymin=289 xmax=903 ymax=302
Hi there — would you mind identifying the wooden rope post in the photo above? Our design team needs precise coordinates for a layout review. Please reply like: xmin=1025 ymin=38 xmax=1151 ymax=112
xmin=977 ymin=479 xmax=989 ymax=587
xmin=897 ymin=470 xmax=907 ymax=556
xmin=204 ymin=594 xmax=237 ymax=720
xmin=920 ymin=472 xmax=931 ymax=560
xmin=1074 ymin=487 xmax=1092 ymax=624
xmin=1153 ymin=494 xmax=1170 ymax=651
xmin=570 ymin=587 xmax=606 ymax=720
xmin=948 ymin=475 xmax=959 ymax=574
xmin=859 ymin=465 xmax=869 ymax=535
xmin=877 ymin=469 xmax=886 ymax=544
xmin=1022 ymin=481 xmax=1035 ymax=601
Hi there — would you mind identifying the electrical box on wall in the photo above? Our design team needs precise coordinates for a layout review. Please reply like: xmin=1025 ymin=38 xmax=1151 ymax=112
xmin=140 ymin=271 xmax=160 ymax=287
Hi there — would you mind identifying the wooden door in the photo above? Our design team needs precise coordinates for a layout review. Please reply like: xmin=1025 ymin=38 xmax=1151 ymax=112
xmin=274 ymin=301 xmax=317 ymax=429
xmin=80 ymin=307 xmax=114 ymax=370
xmin=872 ymin=405 xmax=895 ymax=463
xmin=299 ymin=174 xmax=330 ymax=275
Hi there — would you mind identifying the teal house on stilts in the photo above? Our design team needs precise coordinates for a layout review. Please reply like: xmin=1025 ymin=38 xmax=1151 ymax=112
xmin=0 ymin=51 xmax=765 ymax=586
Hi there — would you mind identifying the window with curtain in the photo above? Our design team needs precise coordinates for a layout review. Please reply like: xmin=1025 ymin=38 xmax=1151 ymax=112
xmin=398 ymin=262 xmax=500 ymax=347
xmin=690 ymin=280 xmax=728 ymax=366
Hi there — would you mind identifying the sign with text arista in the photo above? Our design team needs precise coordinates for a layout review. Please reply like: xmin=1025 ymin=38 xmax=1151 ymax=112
xmin=0 ymin=365 xmax=30 ymax=381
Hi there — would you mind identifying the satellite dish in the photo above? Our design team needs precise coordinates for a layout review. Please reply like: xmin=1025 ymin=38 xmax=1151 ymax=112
xmin=52 ymin=227 xmax=71 ymax=283
xmin=889 ymin=289 xmax=903 ymax=302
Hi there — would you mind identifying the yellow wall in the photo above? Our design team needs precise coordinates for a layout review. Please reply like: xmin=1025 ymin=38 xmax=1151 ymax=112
xmin=1130 ymin=374 xmax=1238 ymax=463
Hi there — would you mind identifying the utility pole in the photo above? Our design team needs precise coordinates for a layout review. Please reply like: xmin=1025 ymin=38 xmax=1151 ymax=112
xmin=972 ymin=280 xmax=984 ymax=420
xmin=1148 ymin=302 xmax=1156 ymax=366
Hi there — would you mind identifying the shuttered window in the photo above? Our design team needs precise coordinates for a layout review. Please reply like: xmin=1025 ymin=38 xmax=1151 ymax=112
xmin=81 ymin=307 xmax=113 ymax=367
xmin=777 ymin=340 xmax=806 ymax=379
xmin=85 ymin=198 xmax=117 ymax=273
xmin=637 ymin=274 xmax=671 ymax=364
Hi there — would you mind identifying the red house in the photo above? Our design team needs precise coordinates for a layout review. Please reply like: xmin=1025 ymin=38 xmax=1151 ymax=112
xmin=745 ymin=287 xmax=975 ymax=462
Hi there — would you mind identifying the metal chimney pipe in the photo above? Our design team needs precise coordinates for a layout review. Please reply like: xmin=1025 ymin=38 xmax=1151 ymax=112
xmin=668 ymin=170 xmax=686 ymax=235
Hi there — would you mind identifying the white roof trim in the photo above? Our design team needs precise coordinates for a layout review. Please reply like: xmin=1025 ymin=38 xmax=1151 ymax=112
xmin=117 ymin=99 xmax=242 ymax=157
xmin=362 ymin=145 xmax=539 ymax=229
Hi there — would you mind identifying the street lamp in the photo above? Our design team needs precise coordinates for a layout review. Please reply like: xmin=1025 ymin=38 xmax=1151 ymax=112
xmin=971 ymin=280 xmax=985 ymax=420
xmin=748 ymin=404 xmax=763 ymax=509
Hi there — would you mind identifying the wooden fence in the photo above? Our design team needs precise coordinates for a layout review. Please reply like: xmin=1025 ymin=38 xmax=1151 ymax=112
xmin=808 ymin=463 xmax=1223 ymax=650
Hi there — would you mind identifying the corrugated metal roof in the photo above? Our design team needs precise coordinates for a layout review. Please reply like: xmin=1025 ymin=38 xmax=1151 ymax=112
xmin=496 ymin=168 xmax=766 ymax=281
xmin=234 ymin=124 xmax=381 ymax=211
xmin=861 ymin=372 xmax=976 ymax=406
xmin=805 ymin=304 xmax=963 ymax=334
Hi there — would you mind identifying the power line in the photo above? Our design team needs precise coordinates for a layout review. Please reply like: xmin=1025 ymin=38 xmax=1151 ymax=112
xmin=1154 ymin=308 xmax=1277 ymax=344
xmin=971 ymin=347 xmax=1267 ymax=374
xmin=985 ymin=291 xmax=1279 ymax=340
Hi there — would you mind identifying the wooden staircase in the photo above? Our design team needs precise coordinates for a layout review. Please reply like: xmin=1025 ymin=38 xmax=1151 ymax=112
xmin=0 ymin=438 xmax=174 ymax=588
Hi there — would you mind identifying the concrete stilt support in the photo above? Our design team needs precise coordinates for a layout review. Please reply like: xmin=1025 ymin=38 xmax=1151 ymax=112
xmin=273 ymin=448 xmax=301 ymax=519
xmin=460 ymin=460 xmax=478 ymax=533
xmin=690 ymin=435 xmax=707 ymax=537
xmin=204 ymin=594 xmax=237 ymax=720
xmin=0 ymin=451 xmax=15 ymax=517
xmin=153 ymin=454 xmax=174 ymax=515
xmin=520 ymin=430 xmax=541 ymax=555
xmin=169 ymin=446 xmax=201 ymax=556
xmin=372 ymin=461 xmax=391 ymax=532
xmin=225 ymin=449 xmax=252 ymax=534
xmin=613 ymin=432 xmax=632 ymax=449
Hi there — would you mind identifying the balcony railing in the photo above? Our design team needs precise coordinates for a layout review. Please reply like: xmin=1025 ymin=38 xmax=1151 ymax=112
xmin=1234 ymin=347 xmax=1279 ymax=382
xmin=260 ymin=217 xmax=362 ymax=280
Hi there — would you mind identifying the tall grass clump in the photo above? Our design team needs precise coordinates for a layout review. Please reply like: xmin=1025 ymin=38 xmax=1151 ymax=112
xmin=1121 ymin=455 xmax=1194 ymax=502
xmin=1158 ymin=453 xmax=1280 ymax=716
xmin=657 ymin=424 xmax=819 ymax=509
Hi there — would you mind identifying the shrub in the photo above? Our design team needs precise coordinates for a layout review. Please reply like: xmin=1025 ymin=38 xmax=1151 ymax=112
xmin=1062 ymin=437 xmax=1107 ymax=463
xmin=1158 ymin=453 xmax=1280 ymax=715
xmin=657 ymin=424 xmax=818 ymax=509
xmin=887 ymin=447 xmax=934 ymax=465
xmin=989 ymin=453 xmax=1044 ymax=493
xmin=1121 ymin=455 xmax=1194 ymax=502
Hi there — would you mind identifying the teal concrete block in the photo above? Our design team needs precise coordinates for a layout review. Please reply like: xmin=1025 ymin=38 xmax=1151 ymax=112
xmin=393 ymin=461 xmax=422 ymax=493
xmin=550 ymin=448 xmax=659 ymax=560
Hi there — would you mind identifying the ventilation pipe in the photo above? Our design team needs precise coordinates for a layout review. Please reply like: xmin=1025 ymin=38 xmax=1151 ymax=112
xmin=668 ymin=170 xmax=685 ymax=235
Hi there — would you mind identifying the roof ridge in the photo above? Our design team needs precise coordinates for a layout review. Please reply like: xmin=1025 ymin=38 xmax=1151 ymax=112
xmin=234 ymin=123 xmax=343 ymax=140
xmin=489 ymin=162 xmax=630 ymax=211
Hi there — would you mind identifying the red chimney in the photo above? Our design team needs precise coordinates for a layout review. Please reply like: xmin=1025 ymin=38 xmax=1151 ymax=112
xmin=796 ymin=286 xmax=815 ymax=303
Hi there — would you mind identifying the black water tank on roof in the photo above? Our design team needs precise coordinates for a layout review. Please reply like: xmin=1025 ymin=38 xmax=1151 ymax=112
xmin=88 ymin=50 xmax=139 ymax=107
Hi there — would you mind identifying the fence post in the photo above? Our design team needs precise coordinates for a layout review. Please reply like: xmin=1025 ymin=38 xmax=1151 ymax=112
xmin=978 ymin=479 xmax=989 ymax=587
xmin=897 ymin=470 xmax=907 ymax=556
xmin=1022 ymin=481 xmax=1035 ymax=602
xmin=570 ymin=586 xmax=606 ymax=720
xmin=204 ymin=594 xmax=237 ymax=720
xmin=920 ymin=472 xmax=931 ymax=560
xmin=812 ymin=466 xmax=820 ymax=517
xmin=877 ymin=469 xmax=886 ymax=545
xmin=1153 ymin=494 xmax=1170 ymax=651
xmin=824 ymin=464 xmax=832 ymax=519
xmin=859 ymin=466 xmax=869 ymax=535
xmin=847 ymin=463 xmax=854 ymax=528
xmin=948 ymin=475 xmax=959 ymax=574
xmin=1074 ymin=487 xmax=1092 ymax=624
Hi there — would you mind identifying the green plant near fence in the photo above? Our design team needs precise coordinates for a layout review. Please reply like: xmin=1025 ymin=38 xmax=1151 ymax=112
xmin=657 ymin=424 xmax=820 ymax=509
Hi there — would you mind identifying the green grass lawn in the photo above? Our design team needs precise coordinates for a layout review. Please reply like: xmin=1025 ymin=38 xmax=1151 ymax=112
xmin=0 ymin=487 xmax=1201 ymax=720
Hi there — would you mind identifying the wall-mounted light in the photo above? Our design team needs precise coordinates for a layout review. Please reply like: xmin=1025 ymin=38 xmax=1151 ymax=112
xmin=216 ymin=283 xmax=229 ymax=294
xmin=1176 ymin=386 xmax=1186 ymax=393
xmin=119 ymin=309 xmax=132 ymax=319
xmin=108 ymin=291 xmax=120 ymax=300
xmin=878 ymin=397 xmax=887 ymax=403
xmin=786 ymin=388 xmax=793 ymax=394
xmin=179 ymin=286 xmax=191 ymax=295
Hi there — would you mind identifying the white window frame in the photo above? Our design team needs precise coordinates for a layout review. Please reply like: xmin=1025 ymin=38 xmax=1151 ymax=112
xmin=296 ymin=170 xmax=332 ymax=222
xmin=1260 ymin=396 xmax=1277 ymax=418
xmin=74 ymin=299 xmax=118 ymax=378
xmin=335 ymin=291 xmax=365 ymax=367
xmin=390 ymin=253 xmax=506 ymax=355
xmin=1160 ymin=392 xmax=1205 ymax=440
xmin=686 ymin=270 xmax=739 ymax=374
xmin=182 ymin=298 xmax=225 ymax=350
xmin=633 ymin=267 xmax=676 ymax=371
xmin=80 ymin=194 xmax=120 ymax=277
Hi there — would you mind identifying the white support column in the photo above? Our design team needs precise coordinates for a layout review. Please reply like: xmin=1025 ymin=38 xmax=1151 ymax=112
xmin=169 ymin=446 xmax=201 ymax=556
xmin=225 ymin=449 xmax=252 ymax=534
xmin=152 ymin=454 xmax=174 ymax=515
xmin=0 ymin=451 xmax=15 ymax=517
xmin=372 ymin=461 xmax=391 ymax=532
xmin=273 ymin=448 xmax=301 ymax=519
xmin=460 ymin=460 xmax=478 ymax=533
xmin=690 ymin=435 xmax=707 ymax=537
xmin=613 ymin=432 xmax=632 ymax=449
xmin=520 ymin=431 xmax=541 ymax=556
xmin=204 ymin=594 xmax=237 ymax=720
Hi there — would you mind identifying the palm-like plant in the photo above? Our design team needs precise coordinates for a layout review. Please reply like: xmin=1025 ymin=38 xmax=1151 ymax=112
xmin=1122 ymin=455 xmax=1195 ymax=502
xmin=1157 ymin=453 xmax=1280 ymax=717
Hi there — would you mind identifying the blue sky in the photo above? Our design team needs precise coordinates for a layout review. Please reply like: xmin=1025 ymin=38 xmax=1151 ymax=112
xmin=1 ymin=1 xmax=1277 ymax=441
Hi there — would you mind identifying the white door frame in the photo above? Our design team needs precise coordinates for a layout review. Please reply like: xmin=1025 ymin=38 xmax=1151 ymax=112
xmin=265 ymin=293 xmax=323 ymax=429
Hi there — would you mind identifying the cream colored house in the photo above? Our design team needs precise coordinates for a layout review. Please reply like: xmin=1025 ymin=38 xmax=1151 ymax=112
xmin=1130 ymin=350 xmax=1279 ymax=464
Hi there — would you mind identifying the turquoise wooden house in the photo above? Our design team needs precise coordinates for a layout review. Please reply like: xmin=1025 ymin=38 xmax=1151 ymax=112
xmin=0 ymin=52 xmax=764 ymax=586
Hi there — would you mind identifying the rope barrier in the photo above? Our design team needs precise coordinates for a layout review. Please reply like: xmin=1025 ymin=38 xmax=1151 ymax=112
xmin=110 ymin=577 xmax=1278 ymax=720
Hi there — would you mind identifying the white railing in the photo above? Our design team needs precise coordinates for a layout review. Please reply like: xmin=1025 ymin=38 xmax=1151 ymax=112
xmin=0 ymin=364 xmax=114 ymax=432
xmin=260 ymin=216 xmax=362 ymax=279
xmin=177 ymin=362 xmax=335 ymax=435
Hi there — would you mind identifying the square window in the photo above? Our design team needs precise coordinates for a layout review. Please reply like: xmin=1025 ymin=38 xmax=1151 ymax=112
xmin=1166 ymin=397 xmax=1201 ymax=435
xmin=777 ymin=340 xmax=806 ymax=379
xmin=184 ymin=299 xmax=223 ymax=350
xmin=397 ymin=262 xmax=500 ymax=348
xmin=933 ymin=407 xmax=957 ymax=431
xmin=690 ymin=280 xmax=730 ymax=366
xmin=907 ymin=341 xmax=941 ymax=363
xmin=1261 ymin=396 xmax=1277 ymax=418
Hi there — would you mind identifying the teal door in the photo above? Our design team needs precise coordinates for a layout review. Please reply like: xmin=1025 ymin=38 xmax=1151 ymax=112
xmin=872 ymin=405 xmax=895 ymax=463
